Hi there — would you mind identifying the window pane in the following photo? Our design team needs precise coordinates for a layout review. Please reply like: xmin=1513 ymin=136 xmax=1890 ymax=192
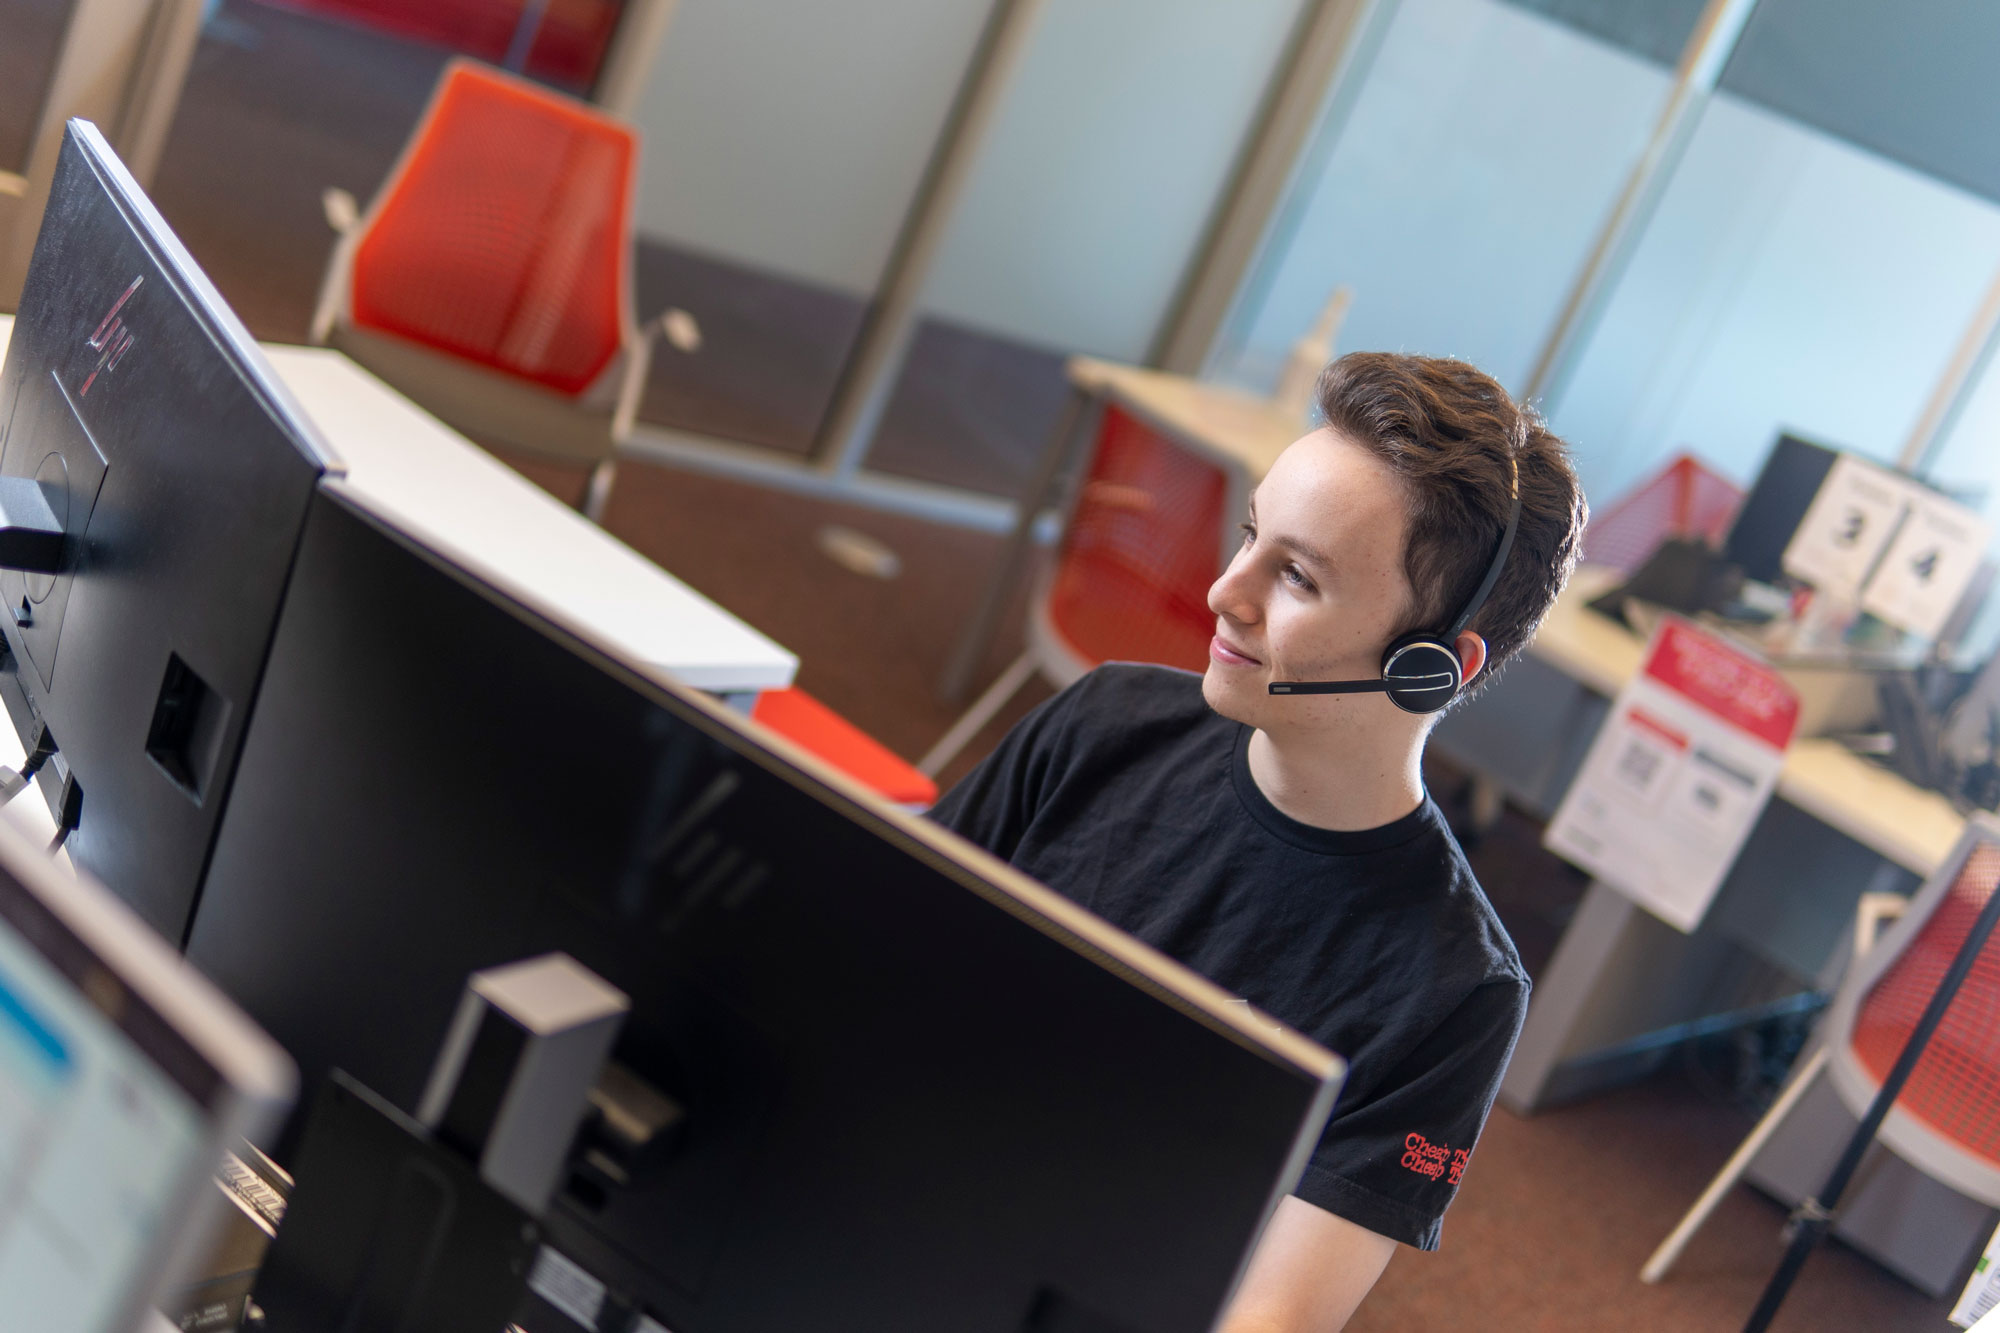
xmin=1501 ymin=0 xmax=1706 ymax=69
xmin=1719 ymin=0 xmax=2000 ymax=207
xmin=1546 ymin=93 xmax=2000 ymax=503
xmin=862 ymin=0 xmax=1305 ymax=500
xmin=629 ymin=0 xmax=993 ymax=456
xmin=1209 ymin=0 xmax=1674 ymax=398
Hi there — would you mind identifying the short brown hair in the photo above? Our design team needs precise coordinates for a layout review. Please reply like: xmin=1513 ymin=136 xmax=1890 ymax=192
xmin=1315 ymin=352 xmax=1586 ymax=705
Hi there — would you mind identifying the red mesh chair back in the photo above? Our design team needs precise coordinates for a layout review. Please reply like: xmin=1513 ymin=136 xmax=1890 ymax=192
xmin=248 ymin=0 xmax=622 ymax=92
xmin=349 ymin=60 xmax=633 ymax=397
xmin=1850 ymin=842 xmax=2000 ymax=1168
xmin=1045 ymin=406 xmax=1229 ymax=672
xmin=1584 ymin=453 xmax=1744 ymax=575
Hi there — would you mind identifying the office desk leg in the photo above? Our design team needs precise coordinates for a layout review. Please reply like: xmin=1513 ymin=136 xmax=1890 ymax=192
xmin=1500 ymin=880 xmax=1774 ymax=1114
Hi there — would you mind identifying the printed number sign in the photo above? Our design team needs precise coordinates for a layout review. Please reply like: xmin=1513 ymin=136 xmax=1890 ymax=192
xmin=1859 ymin=489 xmax=1990 ymax=640
xmin=1782 ymin=455 xmax=1907 ymax=597
xmin=1545 ymin=619 xmax=1799 ymax=932
xmin=1781 ymin=453 xmax=1988 ymax=639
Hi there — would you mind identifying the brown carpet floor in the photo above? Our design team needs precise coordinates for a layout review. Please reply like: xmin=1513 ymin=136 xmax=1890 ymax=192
xmin=5 ymin=0 xmax=1966 ymax=1324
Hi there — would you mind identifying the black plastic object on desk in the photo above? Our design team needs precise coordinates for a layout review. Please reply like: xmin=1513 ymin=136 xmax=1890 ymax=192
xmin=1588 ymin=537 xmax=1745 ymax=622
xmin=249 ymin=1071 xmax=538 ymax=1333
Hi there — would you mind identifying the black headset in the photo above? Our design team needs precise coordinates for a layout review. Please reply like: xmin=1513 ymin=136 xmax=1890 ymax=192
xmin=1267 ymin=462 xmax=1521 ymax=715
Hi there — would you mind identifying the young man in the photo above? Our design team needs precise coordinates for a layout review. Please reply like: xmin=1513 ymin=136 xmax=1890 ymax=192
xmin=931 ymin=353 xmax=1587 ymax=1329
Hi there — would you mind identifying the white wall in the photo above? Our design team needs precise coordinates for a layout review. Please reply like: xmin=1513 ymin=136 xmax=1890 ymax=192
xmin=1210 ymin=0 xmax=1671 ymax=397
xmin=1547 ymin=93 xmax=2000 ymax=505
xmin=629 ymin=0 xmax=990 ymax=294
xmin=920 ymin=0 xmax=1302 ymax=362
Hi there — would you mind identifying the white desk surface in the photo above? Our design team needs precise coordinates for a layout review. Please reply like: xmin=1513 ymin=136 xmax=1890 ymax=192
xmin=1068 ymin=356 xmax=1305 ymax=481
xmin=0 ymin=316 xmax=797 ymax=696
xmin=264 ymin=342 xmax=795 ymax=694
xmin=1533 ymin=565 xmax=1966 ymax=878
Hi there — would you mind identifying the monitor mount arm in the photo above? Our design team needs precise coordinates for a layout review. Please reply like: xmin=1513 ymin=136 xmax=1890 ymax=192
xmin=0 ymin=478 xmax=65 ymax=574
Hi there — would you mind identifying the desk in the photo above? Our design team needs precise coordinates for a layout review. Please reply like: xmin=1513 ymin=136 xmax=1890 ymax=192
xmin=1439 ymin=569 xmax=1966 ymax=1115
xmin=1450 ymin=577 xmax=1998 ymax=1293
xmin=1506 ymin=565 xmax=1966 ymax=877
xmin=0 ymin=317 xmax=797 ymax=701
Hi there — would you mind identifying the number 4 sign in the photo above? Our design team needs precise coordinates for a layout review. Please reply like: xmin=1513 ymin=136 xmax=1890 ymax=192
xmin=1545 ymin=619 xmax=1799 ymax=932
xmin=1861 ymin=490 xmax=1990 ymax=640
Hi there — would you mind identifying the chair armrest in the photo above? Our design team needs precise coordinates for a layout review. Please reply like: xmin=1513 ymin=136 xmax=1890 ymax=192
xmin=654 ymin=306 xmax=703 ymax=354
xmin=321 ymin=187 xmax=359 ymax=235
xmin=1854 ymin=891 xmax=1909 ymax=963
xmin=612 ymin=308 xmax=702 ymax=443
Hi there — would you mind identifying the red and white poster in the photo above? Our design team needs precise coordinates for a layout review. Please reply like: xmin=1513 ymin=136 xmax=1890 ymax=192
xmin=1545 ymin=619 xmax=1800 ymax=932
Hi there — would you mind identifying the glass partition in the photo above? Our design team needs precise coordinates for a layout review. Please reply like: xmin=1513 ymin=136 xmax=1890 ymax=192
xmin=1545 ymin=93 xmax=2000 ymax=503
xmin=1207 ymin=0 xmax=1684 ymax=398
xmin=626 ymin=0 xmax=993 ymax=457
xmin=859 ymin=0 xmax=1305 ymax=502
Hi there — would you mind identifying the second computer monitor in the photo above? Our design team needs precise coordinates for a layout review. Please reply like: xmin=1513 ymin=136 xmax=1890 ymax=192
xmin=0 ymin=122 xmax=334 ymax=941
xmin=1722 ymin=433 xmax=1840 ymax=585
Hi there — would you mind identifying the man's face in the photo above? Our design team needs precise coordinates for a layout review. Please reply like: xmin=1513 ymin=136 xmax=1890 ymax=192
xmin=1202 ymin=427 xmax=1417 ymax=728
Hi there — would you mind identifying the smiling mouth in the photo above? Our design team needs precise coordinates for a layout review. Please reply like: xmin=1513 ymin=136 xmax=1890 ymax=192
xmin=1210 ymin=635 xmax=1262 ymax=667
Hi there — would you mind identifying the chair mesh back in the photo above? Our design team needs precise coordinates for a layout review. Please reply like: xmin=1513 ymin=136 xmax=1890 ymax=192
xmin=1045 ymin=406 xmax=1227 ymax=672
xmin=1582 ymin=454 xmax=1744 ymax=576
xmin=1852 ymin=843 xmax=2000 ymax=1167
xmin=350 ymin=62 xmax=632 ymax=397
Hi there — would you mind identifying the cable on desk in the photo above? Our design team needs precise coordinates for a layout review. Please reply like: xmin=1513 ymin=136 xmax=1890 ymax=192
xmin=0 ymin=721 xmax=56 ymax=808
xmin=42 ymin=758 xmax=80 ymax=858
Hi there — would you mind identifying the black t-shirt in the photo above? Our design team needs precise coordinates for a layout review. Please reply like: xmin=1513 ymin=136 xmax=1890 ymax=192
xmin=929 ymin=663 xmax=1528 ymax=1250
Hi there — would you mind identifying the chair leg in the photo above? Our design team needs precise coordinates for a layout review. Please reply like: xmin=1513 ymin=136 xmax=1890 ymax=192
xmin=581 ymin=457 xmax=618 ymax=524
xmin=917 ymin=651 xmax=1039 ymax=779
xmin=1640 ymin=1046 xmax=1830 ymax=1284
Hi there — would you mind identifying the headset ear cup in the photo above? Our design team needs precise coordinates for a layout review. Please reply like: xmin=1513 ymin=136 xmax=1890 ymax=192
xmin=1380 ymin=637 xmax=1463 ymax=714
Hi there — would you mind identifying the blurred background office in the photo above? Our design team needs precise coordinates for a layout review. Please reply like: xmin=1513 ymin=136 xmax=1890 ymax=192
xmin=7 ymin=0 xmax=2000 ymax=1327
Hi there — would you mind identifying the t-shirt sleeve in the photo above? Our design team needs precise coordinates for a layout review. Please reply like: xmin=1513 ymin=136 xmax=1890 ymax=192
xmin=1293 ymin=977 xmax=1529 ymax=1250
xmin=925 ymin=677 xmax=1087 ymax=861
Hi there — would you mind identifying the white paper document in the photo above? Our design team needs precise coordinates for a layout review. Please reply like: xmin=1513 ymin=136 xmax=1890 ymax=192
xmin=1545 ymin=619 xmax=1799 ymax=932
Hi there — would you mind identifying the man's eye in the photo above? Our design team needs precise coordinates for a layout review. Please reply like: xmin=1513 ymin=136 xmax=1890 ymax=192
xmin=1283 ymin=564 xmax=1313 ymax=590
xmin=1239 ymin=522 xmax=1256 ymax=546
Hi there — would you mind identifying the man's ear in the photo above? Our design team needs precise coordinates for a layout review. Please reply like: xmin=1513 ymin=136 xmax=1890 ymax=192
xmin=1454 ymin=631 xmax=1489 ymax=686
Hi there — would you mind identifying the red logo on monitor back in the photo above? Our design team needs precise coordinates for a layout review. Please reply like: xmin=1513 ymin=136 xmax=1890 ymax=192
xmin=80 ymin=276 xmax=142 ymax=397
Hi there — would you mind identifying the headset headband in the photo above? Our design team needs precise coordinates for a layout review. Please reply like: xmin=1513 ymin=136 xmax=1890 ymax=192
xmin=1446 ymin=464 xmax=1521 ymax=640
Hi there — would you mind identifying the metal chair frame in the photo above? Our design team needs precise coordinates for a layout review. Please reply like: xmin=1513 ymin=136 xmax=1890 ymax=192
xmin=1643 ymin=811 xmax=2000 ymax=1283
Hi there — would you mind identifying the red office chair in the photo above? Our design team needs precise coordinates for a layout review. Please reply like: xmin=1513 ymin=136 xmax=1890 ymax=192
xmin=918 ymin=402 xmax=1236 ymax=777
xmin=310 ymin=58 xmax=698 ymax=521
xmin=1584 ymin=452 xmax=1744 ymax=576
xmin=1643 ymin=814 xmax=2000 ymax=1282
xmin=752 ymin=687 xmax=938 ymax=811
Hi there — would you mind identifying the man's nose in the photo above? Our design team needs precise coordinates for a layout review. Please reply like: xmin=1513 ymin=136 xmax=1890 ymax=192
xmin=1207 ymin=555 xmax=1258 ymax=623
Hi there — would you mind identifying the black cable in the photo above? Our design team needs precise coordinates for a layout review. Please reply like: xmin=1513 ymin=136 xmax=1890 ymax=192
xmin=0 ymin=722 xmax=58 ymax=808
